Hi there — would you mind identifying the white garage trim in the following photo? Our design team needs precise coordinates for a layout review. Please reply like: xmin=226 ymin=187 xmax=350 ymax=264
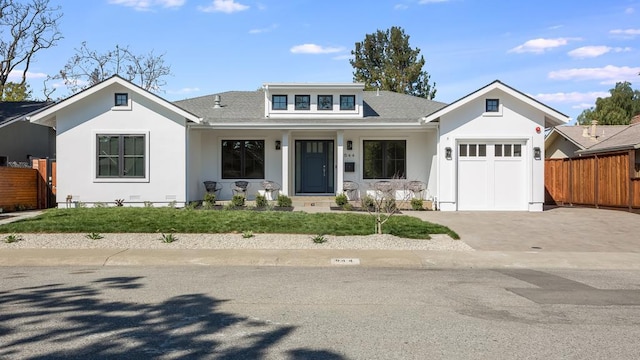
xmin=456 ymin=139 xmax=529 ymax=211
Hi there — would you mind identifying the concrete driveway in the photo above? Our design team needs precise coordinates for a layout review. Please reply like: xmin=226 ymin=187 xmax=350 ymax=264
xmin=411 ymin=206 xmax=640 ymax=252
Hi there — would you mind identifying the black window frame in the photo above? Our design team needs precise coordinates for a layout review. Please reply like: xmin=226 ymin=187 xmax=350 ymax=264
xmin=485 ymin=99 xmax=499 ymax=112
xmin=363 ymin=140 xmax=406 ymax=179
xmin=114 ymin=93 xmax=129 ymax=107
xmin=340 ymin=95 xmax=355 ymax=110
xmin=96 ymin=134 xmax=145 ymax=178
xmin=317 ymin=95 xmax=333 ymax=110
xmin=295 ymin=95 xmax=310 ymax=110
xmin=221 ymin=140 xmax=265 ymax=179
xmin=272 ymin=95 xmax=287 ymax=110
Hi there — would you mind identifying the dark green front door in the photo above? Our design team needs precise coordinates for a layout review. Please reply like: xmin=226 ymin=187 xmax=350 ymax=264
xmin=296 ymin=140 xmax=334 ymax=194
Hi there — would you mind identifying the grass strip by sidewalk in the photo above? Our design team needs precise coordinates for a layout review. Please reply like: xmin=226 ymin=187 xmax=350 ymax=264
xmin=0 ymin=208 xmax=459 ymax=240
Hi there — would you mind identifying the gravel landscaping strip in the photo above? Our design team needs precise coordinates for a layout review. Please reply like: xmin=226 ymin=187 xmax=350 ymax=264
xmin=1 ymin=233 xmax=474 ymax=251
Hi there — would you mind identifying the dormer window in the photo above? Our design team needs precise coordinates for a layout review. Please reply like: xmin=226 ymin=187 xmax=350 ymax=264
xmin=115 ymin=93 xmax=128 ymax=107
xmin=485 ymin=99 xmax=499 ymax=112
xmin=340 ymin=95 xmax=355 ymax=110
xmin=272 ymin=95 xmax=287 ymax=110
xmin=318 ymin=95 xmax=333 ymax=110
xmin=295 ymin=95 xmax=310 ymax=110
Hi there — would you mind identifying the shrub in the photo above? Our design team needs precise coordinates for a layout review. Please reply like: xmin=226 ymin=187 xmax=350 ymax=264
xmin=144 ymin=201 xmax=154 ymax=208
xmin=203 ymin=192 xmax=216 ymax=204
xmin=360 ymin=195 xmax=375 ymax=210
xmin=411 ymin=198 xmax=424 ymax=210
xmin=242 ymin=230 xmax=254 ymax=238
xmin=255 ymin=193 xmax=268 ymax=208
xmin=335 ymin=193 xmax=348 ymax=206
xmin=85 ymin=232 xmax=104 ymax=240
xmin=185 ymin=201 xmax=199 ymax=210
xmin=4 ymin=233 xmax=23 ymax=243
xmin=342 ymin=203 xmax=354 ymax=211
xmin=94 ymin=202 xmax=107 ymax=208
xmin=159 ymin=232 xmax=177 ymax=243
xmin=167 ymin=200 xmax=177 ymax=208
xmin=311 ymin=234 xmax=327 ymax=244
xmin=231 ymin=195 xmax=246 ymax=207
xmin=276 ymin=194 xmax=292 ymax=207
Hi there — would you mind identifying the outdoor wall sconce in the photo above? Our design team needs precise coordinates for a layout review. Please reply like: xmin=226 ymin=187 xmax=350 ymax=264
xmin=533 ymin=147 xmax=541 ymax=160
xmin=346 ymin=140 xmax=353 ymax=150
xmin=275 ymin=140 xmax=281 ymax=150
xmin=445 ymin=147 xmax=452 ymax=160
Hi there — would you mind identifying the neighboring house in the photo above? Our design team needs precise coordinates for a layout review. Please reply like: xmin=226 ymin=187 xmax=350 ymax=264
xmin=545 ymin=121 xmax=628 ymax=159
xmin=29 ymin=76 xmax=568 ymax=211
xmin=0 ymin=101 xmax=55 ymax=166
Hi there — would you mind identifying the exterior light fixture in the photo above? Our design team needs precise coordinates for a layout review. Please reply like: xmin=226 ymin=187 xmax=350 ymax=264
xmin=346 ymin=140 xmax=353 ymax=150
xmin=275 ymin=140 xmax=281 ymax=150
xmin=533 ymin=147 xmax=541 ymax=160
xmin=445 ymin=147 xmax=452 ymax=160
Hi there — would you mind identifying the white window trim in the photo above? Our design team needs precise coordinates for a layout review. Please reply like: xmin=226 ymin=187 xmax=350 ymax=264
xmin=93 ymin=130 xmax=150 ymax=183
xmin=483 ymin=99 xmax=503 ymax=117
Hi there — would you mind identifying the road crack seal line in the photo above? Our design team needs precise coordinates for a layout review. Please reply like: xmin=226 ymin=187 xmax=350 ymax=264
xmin=102 ymin=249 xmax=130 ymax=266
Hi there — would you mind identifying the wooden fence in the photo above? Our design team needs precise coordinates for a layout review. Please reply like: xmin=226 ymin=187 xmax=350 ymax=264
xmin=545 ymin=151 xmax=640 ymax=211
xmin=0 ymin=159 xmax=56 ymax=212
xmin=0 ymin=167 xmax=38 ymax=212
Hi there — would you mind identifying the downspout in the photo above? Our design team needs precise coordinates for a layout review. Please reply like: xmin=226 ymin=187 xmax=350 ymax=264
xmin=185 ymin=122 xmax=190 ymax=206
xmin=435 ymin=121 xmax=440 ymax=211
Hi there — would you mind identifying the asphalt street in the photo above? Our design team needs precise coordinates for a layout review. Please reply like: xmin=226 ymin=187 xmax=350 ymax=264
xmin=1 ymin=266 xmax=639 ymax=359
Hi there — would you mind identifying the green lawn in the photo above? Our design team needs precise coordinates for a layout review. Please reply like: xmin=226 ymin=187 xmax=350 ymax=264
xmin=0 ymin=207 xmax=459 ymax=240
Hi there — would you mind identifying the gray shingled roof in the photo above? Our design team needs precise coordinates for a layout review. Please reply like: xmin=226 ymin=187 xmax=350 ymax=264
xmin=174 ymin=90 xmax=447 ymax=124
xmin=0 ymin=101 xmax=52 ymax=127
xmin=580 ymin=123 xmax=640 ymax=153
xmin=551 ymin=124 xmax=628 ymax=150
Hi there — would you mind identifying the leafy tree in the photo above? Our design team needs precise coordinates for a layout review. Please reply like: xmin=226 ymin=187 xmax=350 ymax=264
xmin=1 ymin=81 xmax=30 ymax=100
xmin=0 ymin=0 xmax=62 ymax=97
xmin=577 ymin=82 xmax=640 ymax=125
xmin=350 ymin=26 xmax=436 ymax=99
xmin=46 ymin=41 xmax=171 ymax=97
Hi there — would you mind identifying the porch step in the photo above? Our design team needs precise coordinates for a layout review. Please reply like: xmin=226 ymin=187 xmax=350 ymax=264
xmin=290 ymin=196 xmax=335 ymax=208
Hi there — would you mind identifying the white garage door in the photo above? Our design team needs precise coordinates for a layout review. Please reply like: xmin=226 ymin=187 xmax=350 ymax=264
xmin=457 ymin=142 xmax=527 ymax=210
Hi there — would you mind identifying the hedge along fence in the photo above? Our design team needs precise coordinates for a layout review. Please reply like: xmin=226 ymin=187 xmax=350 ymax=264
xmin=0 ymin=167 xmax=38 ymax=212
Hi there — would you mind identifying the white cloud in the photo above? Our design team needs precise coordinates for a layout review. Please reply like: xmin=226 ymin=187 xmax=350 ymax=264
xmin=8 ymin=69 xmax=47 ymax=80
xmin=548 ymin=25 xmax=564 ymax=30
xmin=332 ymin=54 xmax=352 ymax=60
xmin=572 ymin=103 xmax=597 ymax=110
xmin=567 ymin=46 xmax=631 ymax=59
xmin=533 ymin=91 xmax=609 ymax=104
xmin=548 ymin=65 xmax=640 ymax=84
xmin=198 ymin=0 xmax=249 ymax=13
xmin=249 ymin=24 xmax=278 ymax=34
xmin=625 ymin=7 xmax=635 ymax=14
xmin=509 ymin=37 xmax=579 ymax=54
xmin=290 ymin=44 xmax=344 ymax=54
xmin=108 ymin=0 xmax=185 ymax=11
xmin=609 ymin=28 xmax=640 ymax=37
xmin=419 ymin=0 xmax=449 ymax=3
xmin=394 ymin=4 xmax=409 ymax=10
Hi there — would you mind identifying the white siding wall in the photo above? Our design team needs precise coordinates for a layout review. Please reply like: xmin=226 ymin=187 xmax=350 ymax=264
xmin=438 ymin=89 xmax=546 ymax=211
xmin=545 ymin=135 xmax=579 ymax=158
xmin=56 ymin=83 xmax=187 ymax=207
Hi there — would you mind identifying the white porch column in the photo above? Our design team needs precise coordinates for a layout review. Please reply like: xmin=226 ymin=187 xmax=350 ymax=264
xmin=281 ymin=132 xmax=290 ymax=196
xmin=336 ymin=130 xmax=344 ymax=194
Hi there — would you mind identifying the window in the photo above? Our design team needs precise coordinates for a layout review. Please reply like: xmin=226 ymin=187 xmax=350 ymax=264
xmin=97 ymin=135 xmax=145 ymax=178
xmin=115 ymin=93 xmax=128 ymax=107
xmin=486 ymin=99 xmax=499 ymax=112
xmin=295 ymin=95 xmax=310 ymax=110
xmin=495 ymin=144 xmax=522 ymax=157
xmin=340 ymin=95 xmax=355 ymax=110
xmin=222 ymin=140 xmax=265 ymax=179
xmin=459 ymin=144 xmax=486 ymax=158
xmin=318 ymin=95 xmax=333 ymax=110
xmin=272 ymin=95 xmax=287 ymax=110
xmin=363 ymin=140 xmax=406 ymax=179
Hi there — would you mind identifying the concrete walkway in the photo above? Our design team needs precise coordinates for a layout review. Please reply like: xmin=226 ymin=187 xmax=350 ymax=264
xmin=1 ymin=206 xmax=639 ymax=269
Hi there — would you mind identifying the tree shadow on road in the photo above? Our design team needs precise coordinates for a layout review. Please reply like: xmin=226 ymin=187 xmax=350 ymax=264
xmin=0 ymin=276 xmax=346 ymax=359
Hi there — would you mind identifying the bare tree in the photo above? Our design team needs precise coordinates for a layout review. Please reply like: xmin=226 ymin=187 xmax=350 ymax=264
xmin=0 ymin=0 xmax=62 ymax=96
xmin=49 ymin=41 xmax=171 ymax=95
xmin=364 ymin=179 xmax=413 ymax=234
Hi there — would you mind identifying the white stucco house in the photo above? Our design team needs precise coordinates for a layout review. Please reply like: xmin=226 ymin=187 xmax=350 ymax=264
xmin=29 ymin=75 xmax=568 ymax=211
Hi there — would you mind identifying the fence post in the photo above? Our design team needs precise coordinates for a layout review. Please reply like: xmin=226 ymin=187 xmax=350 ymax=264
xmin=594 ymin=155 xmax=599 ymax=209
xmin=630 ymin=149 xmax=635 ymax=212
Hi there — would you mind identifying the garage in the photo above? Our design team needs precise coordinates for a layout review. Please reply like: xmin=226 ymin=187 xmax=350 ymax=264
xmin=457 ymin=141 xmax=527 ymax=210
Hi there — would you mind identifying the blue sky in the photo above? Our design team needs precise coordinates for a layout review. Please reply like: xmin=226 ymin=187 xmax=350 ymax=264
xmin=13 ymin=0 xmax=640 ymax=123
